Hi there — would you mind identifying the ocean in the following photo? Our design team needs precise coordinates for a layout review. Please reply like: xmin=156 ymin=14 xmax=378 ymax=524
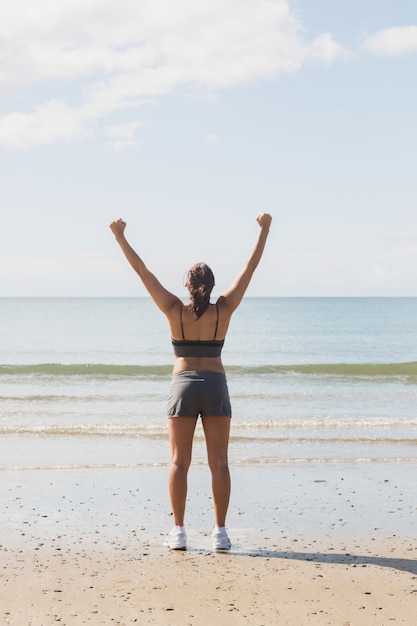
xmin=1 ymin=297 xmax=417 ymax=471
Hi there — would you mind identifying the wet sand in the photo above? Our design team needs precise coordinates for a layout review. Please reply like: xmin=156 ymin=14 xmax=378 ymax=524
xmin=1 ymin=463 xmax=416 ymax=625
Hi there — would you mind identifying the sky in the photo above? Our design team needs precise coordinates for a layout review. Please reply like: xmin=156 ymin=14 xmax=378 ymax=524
xmin=1 ymin=0 xmax=416 ymax=297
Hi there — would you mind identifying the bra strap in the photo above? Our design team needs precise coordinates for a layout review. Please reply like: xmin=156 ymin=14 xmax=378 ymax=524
xmin=180 ymin=305 xmax=185 ymax=340
xmin=213 ymin=302 xmax=219 ymax=340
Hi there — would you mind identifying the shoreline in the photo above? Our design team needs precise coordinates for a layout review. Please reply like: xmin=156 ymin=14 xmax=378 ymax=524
xmin=2 ymin=462 xmax=416 ymax=624
xmin=2 ymin=462 xmax=416 ymax=548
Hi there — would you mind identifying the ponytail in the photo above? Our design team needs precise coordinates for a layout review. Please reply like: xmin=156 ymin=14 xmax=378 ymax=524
xmin=186 ymin=263 xmax=215 ymax=320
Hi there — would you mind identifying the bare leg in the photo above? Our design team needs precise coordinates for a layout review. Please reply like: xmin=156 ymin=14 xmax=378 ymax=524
xmin=202 ymin=416 xmax=231 ymax=527
xmin=167 ymin=417 xmax=197 ymax=526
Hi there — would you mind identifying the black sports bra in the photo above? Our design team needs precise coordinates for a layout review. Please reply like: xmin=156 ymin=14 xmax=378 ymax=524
xmin=171 ymin=303 xmax=225 ymax=358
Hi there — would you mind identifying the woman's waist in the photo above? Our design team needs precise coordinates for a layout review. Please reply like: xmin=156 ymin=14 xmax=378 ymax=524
xmin=172 ymin=356 xmax=225 ymax=376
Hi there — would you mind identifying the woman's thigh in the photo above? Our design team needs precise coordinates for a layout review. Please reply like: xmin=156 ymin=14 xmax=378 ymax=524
xmin=201 ymin=416 xmax=231 ymax=463
xmin=168 ymin=417 xmax=197 ymax=465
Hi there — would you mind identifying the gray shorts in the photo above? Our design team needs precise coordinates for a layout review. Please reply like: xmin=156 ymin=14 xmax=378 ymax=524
xmin=167 ymin=371 xmax=232 ymax=418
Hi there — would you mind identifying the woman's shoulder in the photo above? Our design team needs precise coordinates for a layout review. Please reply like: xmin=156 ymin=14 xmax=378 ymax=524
xmin=215 ymin=295 xmax=233 ymax=321
xmin=164 ymin=298 xmax=183 ymax=319
xmin=215 ymin=295 xmax=232 ymax=312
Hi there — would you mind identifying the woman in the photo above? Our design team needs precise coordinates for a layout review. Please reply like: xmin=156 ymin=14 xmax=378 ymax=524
xmin=110 ymin=213 xmax=272 ymax=550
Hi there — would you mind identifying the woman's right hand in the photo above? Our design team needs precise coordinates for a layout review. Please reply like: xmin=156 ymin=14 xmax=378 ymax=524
xmin=256 ymin=213 xmax=272 ymax=229
xmin=110 ymin=218 xmax=127 ymax=238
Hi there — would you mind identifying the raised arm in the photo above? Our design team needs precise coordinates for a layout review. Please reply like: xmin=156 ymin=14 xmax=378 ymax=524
xmin=109 ymin=219 xmax=180 ymax=314
xmin=221 ymin=213 xmax=272 ymax=312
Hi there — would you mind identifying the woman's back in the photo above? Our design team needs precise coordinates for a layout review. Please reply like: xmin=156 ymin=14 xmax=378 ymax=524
xmin=170 ymin=300 xmax=229 ymax=342
xmin=169 ymin=301 xmax=228 ymax=374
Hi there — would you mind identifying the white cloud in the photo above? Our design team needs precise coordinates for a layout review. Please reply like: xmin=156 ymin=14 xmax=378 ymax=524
xmin=306 ymin=33 xmax=350 ymax=63
xmin=205 ymin=133 xmax=219 ymax=143
xmin=0 ymin=100 xmax=84 ymax=149
xmin=103 ymin=120 xmax=146 ymax=152
xmin=363 ymin=25 xmax=417 ymax=57
xmin=0 ymin=0 xmax=347 ymax=149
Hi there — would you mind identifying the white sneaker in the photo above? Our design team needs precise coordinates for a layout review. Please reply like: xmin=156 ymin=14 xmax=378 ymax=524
xmin=163 ymin=527 xmax=187 ymax=550
xmin=212 ymin=528 xmax=231 ymax=551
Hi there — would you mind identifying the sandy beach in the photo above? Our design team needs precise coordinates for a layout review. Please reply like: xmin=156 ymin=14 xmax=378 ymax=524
xmin=1 ymin=462 xmax=416 ymax=625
